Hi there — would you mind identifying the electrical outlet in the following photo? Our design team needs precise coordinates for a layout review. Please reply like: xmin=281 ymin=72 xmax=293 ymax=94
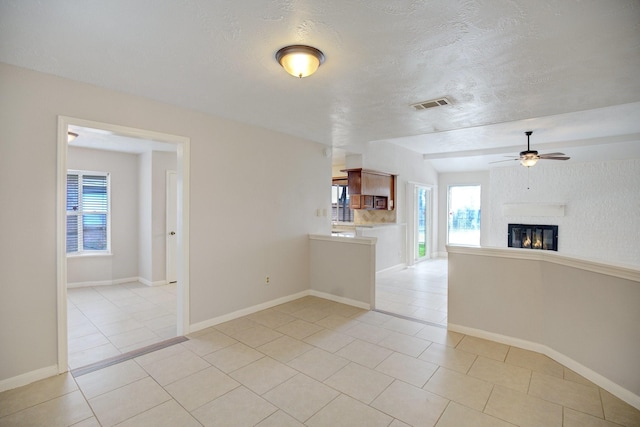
xmin=265 ymin=276 xmax=270 ymax=285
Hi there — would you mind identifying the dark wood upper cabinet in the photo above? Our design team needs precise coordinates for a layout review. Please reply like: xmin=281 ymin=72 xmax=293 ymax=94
xmin=341 ymin=168 xmax=395 ymax=210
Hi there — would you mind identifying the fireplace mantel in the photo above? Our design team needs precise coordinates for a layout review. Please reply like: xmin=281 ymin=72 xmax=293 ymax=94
xmin=502 ymin=203 xmax=565 ymax=217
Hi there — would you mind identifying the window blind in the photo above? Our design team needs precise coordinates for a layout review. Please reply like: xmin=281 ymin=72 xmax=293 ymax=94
xmin=67 ymin=172 xmax=109 ymax=253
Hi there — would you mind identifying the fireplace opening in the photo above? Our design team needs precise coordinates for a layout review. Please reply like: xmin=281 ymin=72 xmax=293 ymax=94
xmin=508 ymin=224 xmax=558 ymax=251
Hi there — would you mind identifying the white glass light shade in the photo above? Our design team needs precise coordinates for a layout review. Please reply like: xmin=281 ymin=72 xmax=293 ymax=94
xmin=520 ymin=156 xmax=538 ymax=167
xmin=276 ymin=45 xmax=325 ymax=78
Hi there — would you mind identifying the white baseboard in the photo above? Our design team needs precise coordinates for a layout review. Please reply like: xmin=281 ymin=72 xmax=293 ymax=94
xmin=376 ymin=263 xmax=406 ymax=275
xmin=189 ymin=291 xmax=311 ymax=334
xmin=448 ymin=323 xmax=640 ymax=410
xmin=67 ymin=276 xmax=139 ymax=288
xmin=67 ymin=276 xmax=168 ymax=288
xmin=434 ymin=251 xmax=448 ymax=258
xmin=138 ymin=277 xmax=168 ymax=287
xmin=190 ymin=290 xmax=371 ymax=335
xmin=308 ymin=290 xmax=370 ymax=310
xmin=0 ymin=365 xmax=58 ymax=393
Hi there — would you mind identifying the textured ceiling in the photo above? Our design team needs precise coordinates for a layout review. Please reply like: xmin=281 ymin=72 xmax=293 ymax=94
xmin=1 ymin=0 xmax=639 ymax=171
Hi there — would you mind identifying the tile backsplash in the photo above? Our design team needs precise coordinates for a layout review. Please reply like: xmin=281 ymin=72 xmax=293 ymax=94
xmin=354 ymin=209 xmax=396 ymax=224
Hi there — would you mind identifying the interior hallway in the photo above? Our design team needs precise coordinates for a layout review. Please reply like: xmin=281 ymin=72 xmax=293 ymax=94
xmin=67 ymin=282 xmax=177 ymax=369
xmin=375 ymin=258 xmax=448 ymax=326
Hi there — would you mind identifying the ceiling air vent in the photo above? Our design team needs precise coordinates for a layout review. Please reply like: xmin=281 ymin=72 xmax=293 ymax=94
xmin=411 ymin=97 xmax=451 ymax=111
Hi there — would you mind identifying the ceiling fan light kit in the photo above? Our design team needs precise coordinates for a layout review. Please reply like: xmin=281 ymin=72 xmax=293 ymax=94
xmin=491 ymin=131 xmax=571 ymax=168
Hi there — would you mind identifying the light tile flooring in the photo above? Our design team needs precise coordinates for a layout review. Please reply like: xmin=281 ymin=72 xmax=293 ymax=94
xmin=376 ymin=258 xmax=448 ymax=326
xmin=2 ymin=296 xmax=639 ymax=426
xmin=67 ymin=282 xmax=177 ymax=369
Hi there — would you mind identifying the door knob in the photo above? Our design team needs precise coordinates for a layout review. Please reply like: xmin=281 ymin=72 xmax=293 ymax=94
xmin=169 ymin=231 xmax=176 ymax=235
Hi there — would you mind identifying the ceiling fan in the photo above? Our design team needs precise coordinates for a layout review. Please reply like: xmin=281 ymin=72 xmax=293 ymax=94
xmin=492 ymin=131 xmax=570 ymax=167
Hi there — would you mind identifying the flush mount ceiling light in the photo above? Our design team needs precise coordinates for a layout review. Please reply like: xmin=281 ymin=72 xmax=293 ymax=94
xmin=276 ymin=45 xmax=325 ymax=78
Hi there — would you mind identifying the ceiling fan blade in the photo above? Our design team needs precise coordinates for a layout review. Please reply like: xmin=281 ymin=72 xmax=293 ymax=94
xmin=540 ymin=156 xmax=570 ymax=160
xmin=489 ymin=158 xmax=519 ymax=164
xmin=538 ymin=152 xmax=565 ymax=157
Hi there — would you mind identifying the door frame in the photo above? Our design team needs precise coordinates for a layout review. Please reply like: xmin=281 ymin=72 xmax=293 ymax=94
xmin=166 ymin=170 xmax=177 ymax=284
xmin=406 ymin=182 xmax=434 ymax=266
xmin=56 ymin=116 xmax=191 ymax=373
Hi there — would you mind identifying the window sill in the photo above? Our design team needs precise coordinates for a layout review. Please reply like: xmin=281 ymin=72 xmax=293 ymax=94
xmin=67 ymin=252 xmax=113 ymax=258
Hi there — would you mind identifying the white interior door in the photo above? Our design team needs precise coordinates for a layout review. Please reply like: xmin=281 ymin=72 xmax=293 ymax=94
xmin=166 ymin=170 xmax=177 ymax=283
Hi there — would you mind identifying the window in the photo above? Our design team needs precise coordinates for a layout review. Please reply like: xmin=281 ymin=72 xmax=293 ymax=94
xmin=415 ymin=185 xmax=430 ymax=259
xmin=447 ymin=185 xmax=481 ymax=246
xmin=331 ymin=182 xmax=354 ymax=223
xmin=67 ymin=170 xmax=110 ymax=254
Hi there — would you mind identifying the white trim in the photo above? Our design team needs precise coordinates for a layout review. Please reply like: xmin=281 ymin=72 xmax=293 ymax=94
xmin=448 ymin=323 xmax=640 ymax=410
xmin=446 ymin=245 xmax=640 ymax=282
xmin=189 ymin=291 xmax=310 ymax=334
xmin=67 ymin=276 xmax=139 ymax=288
xmin=56 ymin=118 xmax=69 ymax=373
xmin=138 ymin=277 xmax=168 ymax=287
xmin=308 ymin=290 xmax=370 ymax=310
xmin=0 ymin=365 xmax=58 ymax=393
xmin=66 ymin=252 xmax=113 ymax=258
xmin=375 ymin=263 xmax=407 ymax=275
xmin=406 ymin=182 xmax=435 ymax=265
xmin=166 ymin=170 xmax=177 ymax=285
xmin=189 ymin=289 xmax=371 ymax=334
xmin=57 ymin=116 xmax=191 ymax=373
xmin=177 ymin=136 xmax=190 ymax=336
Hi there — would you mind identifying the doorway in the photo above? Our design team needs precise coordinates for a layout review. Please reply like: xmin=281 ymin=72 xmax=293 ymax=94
xmin=415 ymin=185 xmax=431 ymax=262
xmin=406 ymin=183 xmax=433 ymax=265
xmin=375 ymin=182 xmax=446 ymax=326
xmin=56 ymin=117 xmax=190 ymax=373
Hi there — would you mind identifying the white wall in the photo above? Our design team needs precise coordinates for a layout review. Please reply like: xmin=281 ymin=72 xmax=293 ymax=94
xmin=448 ymin=246 xmax=640 ymax=408
xmin=309 ymin=236 xmax=376 ymax=307
xmin=346 ymin=142 xmax=439 ymax=263
xmin=67 ymin=147 xmax=139 ymax=284
xmin=0 ymin=62 xmax=330 ymax=384
xmin=356 ymin=224 xmax=406 ymax=272
xmin=138 ymin=151 xmax=153 ymax=283
xmin=488 ymin=159 xmax=640 ymax=267
xmin=437 ymin=171 xmax=491 ymax=255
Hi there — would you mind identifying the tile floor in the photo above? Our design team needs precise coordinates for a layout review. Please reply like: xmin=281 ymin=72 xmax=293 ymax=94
xmin=376 ymin=258 xmax=448 ymax=326
xmin=67 ymin=282 xmax=178 ymax=369
xmin=2 ymin=296 xmax=639 ymax=426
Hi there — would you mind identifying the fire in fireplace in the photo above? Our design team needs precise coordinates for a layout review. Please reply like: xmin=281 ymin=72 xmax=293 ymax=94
xmin=508 ymin=224 xmax=558 ymax=251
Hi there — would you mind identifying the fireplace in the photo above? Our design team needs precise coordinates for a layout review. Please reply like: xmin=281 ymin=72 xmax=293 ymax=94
xmin=508 ymin=224 xmax=558 ymax=251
